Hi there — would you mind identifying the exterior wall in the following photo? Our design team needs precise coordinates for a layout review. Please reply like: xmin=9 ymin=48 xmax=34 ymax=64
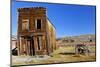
xmin=46 ymin=19 xmax=56 ymax=55
xmin=17 ymin=7 xmax=56 ymax=56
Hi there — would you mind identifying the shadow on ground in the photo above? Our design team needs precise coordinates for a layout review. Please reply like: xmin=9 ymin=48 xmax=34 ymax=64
xmin=59 ymin=52 xmax=75 ymax=55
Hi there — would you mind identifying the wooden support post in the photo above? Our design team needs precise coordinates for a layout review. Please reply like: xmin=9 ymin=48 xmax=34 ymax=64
xmin=27 ymin=40 xmax=30 ymax=56
xmin=23 ymin=39 xmax=25 ymax=55
xmin=21 ymin=37 xmax=24 ymax=55
xmin=33 ymin=36 xmax=38 ymax=55
xmin=25 ymin=39 xmax=28 ymax=55
xmin=42 ymin=36 xmax=45 ymax=49
xmin=42 ymin=36 xmax=46 ymax=55
xmin=19 ymin=37 xmax=22 ymax=55
xmin=26 ymin=40 xmax=28 ymax=56
xmin=30 ymin=38 xmax=33 ymax=56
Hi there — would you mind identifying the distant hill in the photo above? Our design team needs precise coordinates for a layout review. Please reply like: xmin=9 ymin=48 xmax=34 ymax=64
xmin=56 ymin=34 xmax=95 ymax=42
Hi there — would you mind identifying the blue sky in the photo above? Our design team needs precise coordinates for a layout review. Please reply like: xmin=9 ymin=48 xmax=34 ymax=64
xmin=12 ymin=1 xmax=96 ymax=38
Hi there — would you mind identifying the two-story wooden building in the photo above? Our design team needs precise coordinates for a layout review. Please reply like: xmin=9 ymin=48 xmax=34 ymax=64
xmin=17 ymin=7 xmax=56 ymax=56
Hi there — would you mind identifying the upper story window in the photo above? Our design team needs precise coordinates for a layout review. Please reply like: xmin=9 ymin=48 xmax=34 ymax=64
xmin=22 ymin=19 xmax=29 ymax=31
xmin=35 ymin=19 xmax=42 ymax=29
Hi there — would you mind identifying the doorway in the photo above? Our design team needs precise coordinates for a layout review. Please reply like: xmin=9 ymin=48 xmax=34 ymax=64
xmin=30 ymin=37 xmax=35 ymax=56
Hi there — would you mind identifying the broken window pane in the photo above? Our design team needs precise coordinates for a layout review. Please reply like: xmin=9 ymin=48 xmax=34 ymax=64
xmin=37 ymin=19 xmax=41 ymax=29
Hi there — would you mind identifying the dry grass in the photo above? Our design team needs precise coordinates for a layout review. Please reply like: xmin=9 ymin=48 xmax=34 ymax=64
xmin=12 ymin=45 xmax=96 ymax=66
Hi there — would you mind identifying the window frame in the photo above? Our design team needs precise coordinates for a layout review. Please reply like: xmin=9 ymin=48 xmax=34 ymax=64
xmin=35 ymin=19 xmax=42 ymax=30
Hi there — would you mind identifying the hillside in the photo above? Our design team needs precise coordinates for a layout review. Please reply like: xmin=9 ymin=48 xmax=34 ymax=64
xmin=56 ymin=34 xmax=95 ymax=43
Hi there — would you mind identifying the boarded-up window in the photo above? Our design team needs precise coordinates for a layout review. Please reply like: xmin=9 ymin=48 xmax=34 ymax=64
xmin=22 ymin=19 xmax=29 ymax=30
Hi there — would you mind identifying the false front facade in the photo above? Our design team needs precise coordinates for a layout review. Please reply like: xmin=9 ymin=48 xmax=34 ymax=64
xmin=17 ymin=7 xmax=56 ymax=56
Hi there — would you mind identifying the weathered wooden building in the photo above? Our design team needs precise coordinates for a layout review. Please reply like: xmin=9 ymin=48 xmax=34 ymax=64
xmin=12 ymin=35 xmax=17 ymax=50
xmin=17 ymin=7 xmax=56 ymax=56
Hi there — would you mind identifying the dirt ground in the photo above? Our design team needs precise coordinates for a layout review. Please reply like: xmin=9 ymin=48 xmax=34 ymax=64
xmin=12 ymin=46 xmax=96 ymax=66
